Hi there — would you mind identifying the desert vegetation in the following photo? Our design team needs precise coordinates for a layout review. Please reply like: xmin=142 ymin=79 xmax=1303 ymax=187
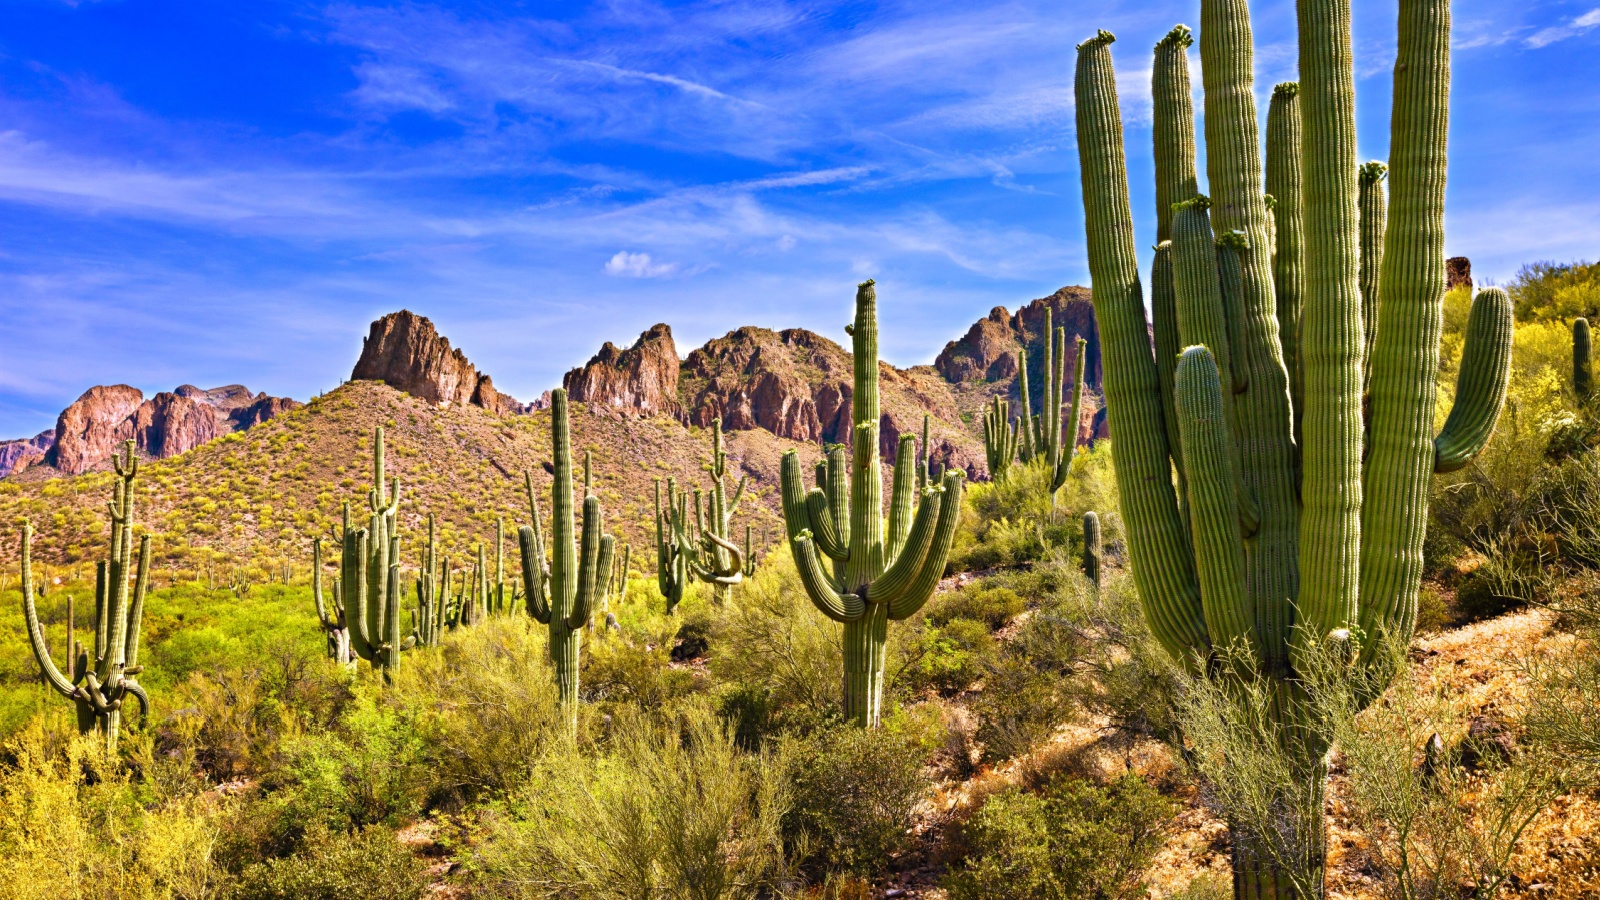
xmin=4 ymin=2 xmax=1600 ymax=899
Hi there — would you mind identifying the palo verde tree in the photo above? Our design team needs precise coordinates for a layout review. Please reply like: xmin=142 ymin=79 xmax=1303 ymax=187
xmin=779 ymin=280 xmax=966 ymax=728
xmin=21 ymin=440 xmax=151 ymax=750
xmin=1074 ymin=4 xmax=1512 ymax=895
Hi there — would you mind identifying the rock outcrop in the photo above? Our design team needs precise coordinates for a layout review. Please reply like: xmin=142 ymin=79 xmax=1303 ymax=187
xmin=1447 ymin=256 xmax=1472 ymax=291
xmin=351 ymin=310 xmax=516 ymax=414
xmin=936 ymin=286 xmax=1101 ymax=390
xmin=562 ymin=324 xmax=682 ymax=419
xmin=0 ymin=429 xmax=54 ymax=478
xmin=39 ymin=383 xmax=300 ymax=476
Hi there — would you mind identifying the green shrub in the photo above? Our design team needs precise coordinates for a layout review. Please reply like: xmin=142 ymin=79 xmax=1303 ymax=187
xmin=898 ymin=618 xmax=996 ymax=697
xmin=225 ymin=825 xmax=427 ymax=900
xmin=929 ymin=586 xmax=1025 ymax=628
xmin=781 ymin=724 xmax=929 ymax=879
xmin=582 ymin=636 xmax=702 ymax=709
xmin=942 ymin=774 xmax=1175 ymax=900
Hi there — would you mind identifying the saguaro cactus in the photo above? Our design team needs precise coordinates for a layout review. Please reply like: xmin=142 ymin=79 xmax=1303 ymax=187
xmin=1081 ymin=511 xmax=1103 ymax=589
xmin=341 ymin=427 xmax=412 ymax=681
xmin=692 ymin=419 xmax=751 ymax=603
xmin=22 ymin=441 xmax=151 ymax=749
xmin=1038 ymin=308 xmax=1089 ymax=494
xmin=517 ymin=389 xmax=615 ymax=721
xmin=654 ymin=477 xmax=691 ymax=614
xmin=779 ymin=281 xmax=966 ymax=728
xmin=312 ymin=536 xmax=352 ymax=664
xmin=1575 ymin=318 xmax=1592 ymax=402
xmin=1074 ymin=4 xmax=1512 ymax=893
xmin=982 ymin=395 xmax=1018 ymax=480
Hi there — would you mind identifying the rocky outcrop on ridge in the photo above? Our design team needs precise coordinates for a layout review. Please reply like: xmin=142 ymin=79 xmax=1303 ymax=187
xmin=0 ymin=430 xmax=55 ymax=478
xmin=351 ymin=310 xmax=516 ymax=414
xmin=562 ymin=324 xmax=682 ymax=419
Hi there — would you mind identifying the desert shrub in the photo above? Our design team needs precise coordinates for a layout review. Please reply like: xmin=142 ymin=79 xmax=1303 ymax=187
xmin=1507 ymin=258 xmax=1600 ymax=323
xmin=928 ymin=586 xmax=1025 ymax=628
xmin=583 ymin=633 xmax=702 ymax=708
xmin=0 ymin=720 xmax=226 ymax=900
xmin=711 ymin=549 xmax=842 ymax=735
xmin=781 ymin=723 xmax=929 ymax=879
xmin=471 ymin=702 xmax=791 ymax=900
xmin=225 ymin=824 xmax=427 ymax=900
xmin=897 ymin=618 xmax=996 ymax=697
xmin=942 ymin=774 xmax=1175 ymax=900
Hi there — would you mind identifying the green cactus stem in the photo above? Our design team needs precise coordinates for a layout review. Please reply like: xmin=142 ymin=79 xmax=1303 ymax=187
xmin=1575 ymin=318 xmax=1592 ymax=402
xmin=21 ymin=440 xmax=151 ymax=749
xmin=689 ymin=419 xmax=751 ymax=603
xmin=342 ymin=427 xmax=412 ymax=682
xmin=614 ymin=543 xmax=631 ymax=606
xmin=1038 ymin=307 xmax=1089 ymax=496
xmin=1081 ymin=511 xmax=1103 ymax=589
xmin=1015 ymin=345 xmax=1037 ymax=463
xmin=982 ymin=394 xmax=1018 ymax=480
xmin=517 ymin=388 xmax=615 ymax=722
xmin=655 ymin=477 xmax=690 ymax=614
xmin=312 ymin=536 xmax=352 ymax=663
xmin=1075 ymin=2 xmax=1513 ymax=893
xmin=779 ymin=280 xmax=966 ymax=728
xmin=742 ymin=527 xmax=759 ymax=578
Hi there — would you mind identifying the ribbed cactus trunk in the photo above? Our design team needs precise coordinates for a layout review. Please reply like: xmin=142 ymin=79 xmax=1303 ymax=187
xmin=343 ymin=427 xmax=409 ymax=682
xmin=780 ymin=281 xmax=966 ymax=728
xmin=1081 ymin=511 xmax=1102 ymax=589
xmin=1073 ymin=1 xmax=1512 ymax=893
xmin=518 ymin=389 xmax=614 ymax=725
xmin=1575 ymin=319 xmax=1592 ymax=402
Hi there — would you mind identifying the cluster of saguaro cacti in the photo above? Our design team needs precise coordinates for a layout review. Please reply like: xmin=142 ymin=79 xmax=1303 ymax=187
xmin=517 ymin=388 xmax=616 ymax=722
xmin=653 ymin=419 xmax=754 ymax=608
xmin=980 ymin=310 xmax=1087 ymax=491
xmin=1081 ymin=511 xmax=1102 ymax=589
xmin=1575 ymin=318 xmax=1592 ymax=402
xmin=22 ymin=440 xmax=151 ymax=749
xmin=1076 ymin=5 xmax=1512 ymax=893
xmin=779 ymin=281 xmax=967 ymax=728
xmin=339 ymin=427 xmax=413 ymax=682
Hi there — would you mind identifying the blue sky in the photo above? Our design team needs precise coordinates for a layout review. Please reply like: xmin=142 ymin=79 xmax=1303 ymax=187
xmin=1 ymin=0 xmax=1596 ymax=437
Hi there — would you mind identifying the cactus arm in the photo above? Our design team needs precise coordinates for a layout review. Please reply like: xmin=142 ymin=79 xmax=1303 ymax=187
xmin=696 ymin=531 xmax=743 ymax=585
xmin=1359 ymin=161 xmax=1390 ymax=384
xmin=804 ymin=490 xmax=849 ymax=561
xmin=382 ymin=562 xmax=402 ymax=681
xmin=313 ymin=538 xmax=333 ymax=628
xmin=1152 ymin=26 xmax=1200 ymax=492
xmin=1016 ymin=345 xmax=1036 ymax=463
xmin=845 ymin=419 xmax=886 ymax=591
xmin=1174 ymin=347 xmax=1253 ymax=656
xmin=566 ymin=496 xmax=604 ymax=630
xmin=1043 ymin=309 xmax=1061 ymax=466
xmin=517 ymin=526 xmax=552 ymax=624
xmin=728 ymin=475 xmax=748 ymax=517
xmin=20 ymin=523 xmax=78 ymax=700
xmin=574 ymin=532 xmax=615 ymax=629
xmin=792 ymin=535 xmax=865 ymax=623
xmin=885 ymin=473 xmax=966 ymax=621
xmin=1356 ymin=0 xmax=1454 ymax=656
xmin=1074 ymin=30 xmax=1208 ymax=661
xmin=1054 ymin=336 xmax=1089 ymax=491
xmin=549 ymin=390 xmax=578 ymax=626
xmin=123 ymin=536 xmax=150 ymax=670
xmin=918 ymin=414 xmax=932 ymax=491
xmin=345 ymin=528 xmax=377 ymax=662
xmin=122 ymin=680 xmax=150 ymax=728
xmin=868 ymin=481 xmax=943 ymax=610
xmin=1266 ymin=82 xmax=1305 ymax=451
xmin=886 ymin=434 xmax=917 ymax=561
xmin=1575 ymin=319 xmax=1593 ymax=401
xmin=1433 ymin=286 xmax=1513 ymax=473
xmin=824 ymin=445 xmax=851 ymax=555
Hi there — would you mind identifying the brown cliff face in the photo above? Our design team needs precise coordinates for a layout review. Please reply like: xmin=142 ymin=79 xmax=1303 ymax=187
xmin=352 ymin=311 xmax=514 ymax=413
xmin=37 ymin=383 xmax=299 ymax=476
xmin=678 ymin=327 xmax=982 ymax=477
xmin=0 ymin=430 xmax=54 ymax=478
xmin=1447 ymin=257 xmax=1472 ymax=291
xmin=46 ymin=385 xmax=147 ymax=475
xmin=936 ymin=286 xmax=1101 ymax=390
xmin=562 ymin=324 xmax=682 ymax=419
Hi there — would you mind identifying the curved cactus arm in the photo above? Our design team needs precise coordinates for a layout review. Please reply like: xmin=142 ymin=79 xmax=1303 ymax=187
xmin=1575 ymin=318 xmax=1593 ymax=402
xmin=727 ymin=474 xmax=748 ymax=517
xmin=823 ymin=445 xmax=851 ymax=552
xmin=345 ymin=528 xmax=378 ymax=663
xmin=1434 ymin=287 xmax=1513 ymax=474
xmin=1075 ymin=30 xmax=1208 ymax=662
xmin=20 ymin=522 xmax=79 ymax=700
xmin=122 ymin=680 xmax=150 ymax=729
xmin=518 ymin=526 xmax=553 ymax=625
xmin=886 ymin=434 xmax=917 ymax=561
xmin=1174 ymin=347 xmax=1252 ymax=657
xmin=868 ymin=482 xmax=943 ymax=609
xmin=742 ymin=527 xmax=756 ymax=578
xmin=793 ymin=534 xmax=865 ymax=623
xmin=885 ymin=473 xmax=965 ymax=621
xmin=1359 ymin=160 xmax=1390 ymax=384
xmin=1053 ymin=335 xmax=1089 ymax=491
xmin=1355 ymin=0 xmax=1456 ymax=661
xmin=1016 ymin=345 xmax=1037 ymax=463
xmin=804 ymin=489 xmax=849 ymax=561
xmin=123 ymin=535 xmax=150 ymax=669
xmin=566 ymin=496 xmax=605 ymax=631
xmin=696 ymin=531 xmax=744 ymax=585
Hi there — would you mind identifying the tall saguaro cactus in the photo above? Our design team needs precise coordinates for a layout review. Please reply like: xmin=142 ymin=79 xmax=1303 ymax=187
xmin=1575 ymin=318 xmax=1592 ymax=402
xmin=1038 ymin=309 xmax=1090 ymax=494
xmin=779 ymin=281 xmax=966 ymax=728
xmin=312 ymin=536 xmax=352 ymax=664
xmin=1074 ymin=3 xmax=1512 ymax=892
xmin=22 ymin=441 xmax=151 ymax=749
xmin=342 ymin=427 xmax=411 ymax=682
xmin=654 ymin=477 xmax=691 ymax=614
xmin=517 ymin=389 xmax=615 ymax=722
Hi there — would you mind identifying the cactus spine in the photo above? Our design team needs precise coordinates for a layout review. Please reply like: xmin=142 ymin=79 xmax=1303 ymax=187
xmin=1081 ymin=510 xmax=1102 ymax=589
xmin=1074 ymin=3 xmax=1512 ymax=892
xmin=1575 ymin=318 xmax=1592 ymax=402
xmin=312 ymin=536 xmax=352 ymax=664
xmin=21 ymin=440 xmax=151 ymax=749
xmin=342 ymin=427 xmax=412 ymax=682
xmin=779 ymin=281 xmax=966 ymax=728
xmin=517 ymin=389 xmax=615 ymax=721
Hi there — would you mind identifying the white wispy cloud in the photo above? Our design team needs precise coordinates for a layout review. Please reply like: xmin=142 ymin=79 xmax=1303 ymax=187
xmin=1525 ymin=8 xmax=1600 ymax=47
xmin=603 ymin=251 xmax=678 ymax=277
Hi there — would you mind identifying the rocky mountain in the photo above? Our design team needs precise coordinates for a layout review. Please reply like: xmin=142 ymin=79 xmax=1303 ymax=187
xmin=351 ymin=310 xmax=518 ymax=416
xmin=563 ymin=323 xmax=682 ymax=420
xmin=28 ymin=383 xmax=302 ymax=476
xmin=0 ymin=430 xmax=54 ymax=478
